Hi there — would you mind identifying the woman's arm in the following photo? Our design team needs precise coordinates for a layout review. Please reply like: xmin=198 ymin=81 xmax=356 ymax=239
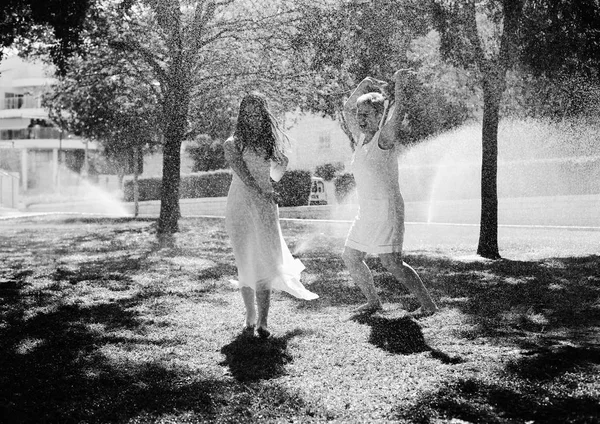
xmin=223 ymin=137 xmax=274 ymax=201
xmin=378 ymin=70 xmax=410 ymax=150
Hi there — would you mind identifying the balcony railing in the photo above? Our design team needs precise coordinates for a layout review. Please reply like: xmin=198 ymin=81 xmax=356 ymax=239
xmin=2 ymin=96 xmax=42 ymax=110
xmin=0 ymin=127 xmax=65 ymax=140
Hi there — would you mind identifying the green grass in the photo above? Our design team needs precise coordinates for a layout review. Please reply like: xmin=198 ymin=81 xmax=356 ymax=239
xmin=0 ymin=216 xmax=599 ymax=423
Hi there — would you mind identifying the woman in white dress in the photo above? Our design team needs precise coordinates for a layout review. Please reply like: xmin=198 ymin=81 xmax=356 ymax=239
xmin=341 ymin=71 xmax=438 ymax=317
xmin=224 ymin=93 xmax=318 ymax=338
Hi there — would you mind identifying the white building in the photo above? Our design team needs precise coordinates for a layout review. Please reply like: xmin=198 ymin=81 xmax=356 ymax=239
xmin=0 ymin=55 xmax=97 ymax=198
xmin=284 ymin=112 xmax=352 ymax=172
xmin=0 ymin=55 xmax=353 ymax=204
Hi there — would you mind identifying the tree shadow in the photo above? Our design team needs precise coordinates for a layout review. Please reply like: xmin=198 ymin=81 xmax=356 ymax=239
xmin=393 ymin=376 xmax=600 ymax=424
xmin=352 ymin=314 xmax=463 ymax=364
xmin=220 ymin=329 xmax=306 ymax=382
xmin=406 ymin=254 xmax=600 ymax=345
xmin=505 ymin=344 xmax=600 ymax=381
xmin=0 ymin=293 xmax=312 ymax=423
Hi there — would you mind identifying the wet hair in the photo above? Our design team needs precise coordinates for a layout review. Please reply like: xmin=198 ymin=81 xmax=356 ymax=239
xmin=356 ymin=92 xmax=386 ymax=116
xmin=233 ymin=92 xmax=287 ymax=160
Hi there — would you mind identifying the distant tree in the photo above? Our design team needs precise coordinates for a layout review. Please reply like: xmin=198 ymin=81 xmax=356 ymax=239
xmin=43 ymin=51 xmax=161 ymax=216
xmin=291 ymin=0 xmax=468 ymax=147
xmin=101 ymin=0 xmax=311 ymax=240
xmin=430 ymin=0 xmax=600 ymax=258
xmin=430 ymin=0 xmax=522 ymax=259
xmin=314 ymin=162 xmax=344 ymax=182
xmin=1 ymin=0 xmax=91 ymax=73
xmin=517 ymin=0 xmax=600 ymax=119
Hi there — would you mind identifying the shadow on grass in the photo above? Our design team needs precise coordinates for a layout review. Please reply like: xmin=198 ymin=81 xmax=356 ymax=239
xmin=393 ymin=376 xmax=600 ymax=424
xmin=0 ymin=299 xmax=218 ymax=423
xmin=352 ymin=314 xmax=463 ymax=364
xmin=505 ymin=344 xmax=600 ymax=381
xmin=220 ymin=329 xmax=305 ymax=382
xmin=379 ymin=254 xmax=600 ymax=344
xmin=0 ymin=294 xmax=313 ymax=423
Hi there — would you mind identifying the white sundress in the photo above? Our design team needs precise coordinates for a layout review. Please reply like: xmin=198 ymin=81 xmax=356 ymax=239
xmin=225 ymin=144 xmax=318 ymax=300
xmin=345 ymin=130 xmax=405 ymax=255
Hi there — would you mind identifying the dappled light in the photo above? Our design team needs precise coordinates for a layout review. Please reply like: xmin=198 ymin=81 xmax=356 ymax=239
xmin=0 ymin=216 xmax=598 ymax=422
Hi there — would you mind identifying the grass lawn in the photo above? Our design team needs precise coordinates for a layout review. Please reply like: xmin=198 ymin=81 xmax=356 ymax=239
xmin=1 ymin=215 xmax=599 ymax=423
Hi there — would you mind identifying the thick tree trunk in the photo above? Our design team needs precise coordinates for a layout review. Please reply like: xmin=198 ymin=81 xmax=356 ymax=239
xmin=158 ymin=134 xmax=181 ymax=235
xmin=477 ymin=78 xmax=502 ymax=259
xmin=157 ymin=76 xmax=188 ymax=237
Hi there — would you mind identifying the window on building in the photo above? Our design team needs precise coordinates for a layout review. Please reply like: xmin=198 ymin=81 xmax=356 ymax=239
xmin=318 ymin=133 xmax=331 ymax=151
xmin=4 ymin=93 xmax=24 ymax=109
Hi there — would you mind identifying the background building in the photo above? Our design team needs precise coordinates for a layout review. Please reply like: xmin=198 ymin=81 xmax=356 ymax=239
xmin=0 ymin=55 xmax=96 ymax=200
xmin=284 ymin=112 xmax=351 ymax=172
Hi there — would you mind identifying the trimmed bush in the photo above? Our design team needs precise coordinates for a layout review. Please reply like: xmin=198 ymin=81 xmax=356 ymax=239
xmin=123 ymin=177 xmax=162 ymax=202
xmin=179 ymin=170 xmax=232 ymax=199
xmin=273 ymin=169 xmax=312 ymax=207
xmin=123 ymin=170 xmax=232 ymax=202
xmin=334 ymin=172 xmax=356 ymax=203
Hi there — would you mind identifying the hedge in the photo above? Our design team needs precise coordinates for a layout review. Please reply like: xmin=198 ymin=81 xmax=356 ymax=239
xmin=123 ymin=170 xmax=233 ymax=202
xmin=273 ymin=169 xmax=312 ymax=207
xmin=123 ymin=168 xmax=313 ymax=206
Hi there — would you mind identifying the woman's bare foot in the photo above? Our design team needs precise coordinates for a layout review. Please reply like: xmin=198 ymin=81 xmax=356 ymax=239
xmin=257 ymin=326 xmax=271 ymax=339
xmin=408 ymin=307 xmax=438 ymax=318
xmin=352 ymin=302 xmax=383 ymax=315
xmin=241 ymin=324 xmax=255 ymax=337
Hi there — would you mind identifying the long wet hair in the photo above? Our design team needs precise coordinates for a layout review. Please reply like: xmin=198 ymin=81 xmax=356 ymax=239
xmin=233 ymin=92 xmax=288 ymax=160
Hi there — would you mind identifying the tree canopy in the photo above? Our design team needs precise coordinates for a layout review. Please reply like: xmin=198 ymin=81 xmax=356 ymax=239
xmin=1 ymin=0 xmax=92 ymax=72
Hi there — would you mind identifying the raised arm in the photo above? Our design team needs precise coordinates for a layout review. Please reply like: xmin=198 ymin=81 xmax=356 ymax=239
xmin=223 ymin=137 xmax=275 ymax=202
xmin=378 ymin=70 xmax=411 ymax=150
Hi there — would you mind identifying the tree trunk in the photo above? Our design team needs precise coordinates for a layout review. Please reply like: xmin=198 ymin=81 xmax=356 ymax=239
xmin=158 ymin=130 xmax=183 ymax=235
xmin=133 ymin=145 xmax=140 ymax=218
xmin=157 ymin=74 xmax=189 ymax=237
xmin=477 ymin=76 xmax=502 ymax=259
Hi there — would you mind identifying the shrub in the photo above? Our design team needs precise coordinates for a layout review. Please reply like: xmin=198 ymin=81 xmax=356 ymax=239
xmin=123 ymin=177 xmax=162 ymax=202
xmin=123 ymin=170 xmax=232 ymax=201
xmin=334 ymin=172 xmax=356 ymax=203
xmin=273 ymin=169 xmax=312 ymax=207
xmin=179 ymin=170 xmax=232 ymax=198
xmin=314 ymin=162 xmax=345 ymax=182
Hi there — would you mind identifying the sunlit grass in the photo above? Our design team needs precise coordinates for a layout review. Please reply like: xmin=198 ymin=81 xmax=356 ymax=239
xmin=0 ymin=216 xmax=598 ymax=423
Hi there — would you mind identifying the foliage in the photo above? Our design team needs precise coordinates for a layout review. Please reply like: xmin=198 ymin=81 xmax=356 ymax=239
xmin=518 ymin=0 xmax=600 ymax=79
xmin=185 ymin=135 xmax=228 ymax=172
xmin=179 ymin=170 xmax=232 ymax=199
xmin=1 ymin=0 xmax=91 ymax=73
xmin=314 ymin=162 xmax=344 ymax=182
xmin=43 ymin=50 xmax=161 ymax=175
xmin=333 ymin=172 xmax=356 ymax=203
xmin=100 ymin=0 xmax=322 ymax=235
xmin=273 ymin=169 xmax=312 ymax=207
xmin=430 ymin=0 xmax=600 ymax=258
xmin=291 ymin=0 xmax=469 ymax=144
xmin=122 ymin=170 xmax=233 ymax=202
